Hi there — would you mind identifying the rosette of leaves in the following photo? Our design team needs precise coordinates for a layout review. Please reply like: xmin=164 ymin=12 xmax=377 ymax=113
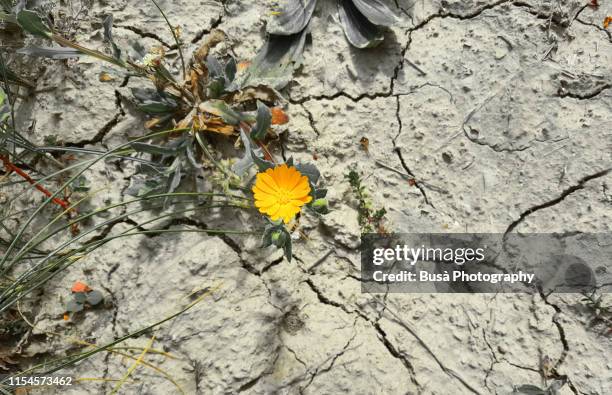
xmin=236 ymin=0 xmax=398 ymax=89
xmin=269 ymin=0 xmax=398 ymax=48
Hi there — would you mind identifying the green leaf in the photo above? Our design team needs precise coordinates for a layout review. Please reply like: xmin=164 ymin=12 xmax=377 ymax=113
xmin=138 ymin=101 xmax=176 ymax=114
xmin=207 ymin=77 xmax=225 ymax=99
xmin=512 ymin=385 xmax=546 ymax=395
xmin=0 ymin=87 xmax=9 ymax=123
xmin=86 ymin=290 xmax=104 ymax=306
xmin=251 ymin=101 xmax=272 ymax=140
xmin=261 ymin=223 xmax=292 ymax=261
xmin=283 ymin=233 xmax=292 ymax=262
xmin=0 ymin=62 xmax=34 ymax=88
xmin=0 ymin=11 xmax=18 ymax=24
xmin=131 ymin=142 xmax=179 ymax=156
xmin=199 ymin=100 xmax=246 ymax=125
xmin=261 ymin=226 xmax=275 ymax=248
xmin=295 ymin=162 xmax=320 ymax=184
xmin=252 ymin=150 xmax=274 ymax=172
xmin=74 ymin=292 xmax=87 ymax=303
xmin=126 ymin=174 xmax=166 ymax=197
xmin=0 ymin=0 xmax=13 ymax=13
xmin=66 ymin=300 xmax=84 ymax=313
xmin=17 ymin=10 xmax=51 ymax=38
xmin=165 ymin=157 xmax=182 ymax=195
xmin=309 ymin=198 xmax=330 ymax=214
xmin=314 ymin=188 xmax=327 ymax=199
xmin=224 ymin=57 xmax=237 ymax=82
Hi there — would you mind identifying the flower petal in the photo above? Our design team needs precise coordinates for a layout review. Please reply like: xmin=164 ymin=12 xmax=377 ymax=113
xmin=253 ymin=179 xmax=277 ymax=195
xmin=258 ymin=172 xmax=280 ymax=192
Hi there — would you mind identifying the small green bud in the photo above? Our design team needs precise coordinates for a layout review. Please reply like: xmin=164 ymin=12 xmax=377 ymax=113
xmin=271 ymin=230 xmax=284 ymax=247
xmin=312 ymin=198 xmax=328 ymax=208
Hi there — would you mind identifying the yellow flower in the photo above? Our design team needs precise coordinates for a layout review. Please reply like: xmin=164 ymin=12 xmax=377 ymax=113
xmin=253 ymin=164 xmax=313 ymax=223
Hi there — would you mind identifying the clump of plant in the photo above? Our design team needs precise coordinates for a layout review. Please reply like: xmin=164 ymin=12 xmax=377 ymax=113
xmin=232 ymin=0 xmax=400 ymax=90
xmin=268 ymin=0 xmax=398 ymax=49
xmin=64 ymin=281 xmax=104 ymax=319
xmin=581 ymin=289 xmax=612 ymax=336
xmin=1 ymin=2 xmax=332 ymax=298
xmin=0 ymin=2 xmax=333 ymax=387
xmin=346 ymin=168 xmax=387 ymax=234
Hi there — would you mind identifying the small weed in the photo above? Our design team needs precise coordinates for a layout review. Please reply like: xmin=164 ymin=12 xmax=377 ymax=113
xmin=345 ymin=168 xmax=387 ymax=234
xmin=581 ymin=290 xmax=612 ymax=336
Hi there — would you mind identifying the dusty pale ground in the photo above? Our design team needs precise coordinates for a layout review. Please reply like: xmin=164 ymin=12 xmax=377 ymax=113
xmin=4 ymin=0 xmax=612 ymax=394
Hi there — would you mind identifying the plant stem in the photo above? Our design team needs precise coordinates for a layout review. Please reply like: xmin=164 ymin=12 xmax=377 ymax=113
xmin=151 ymin=0 xmax=186 ymax=81
xmin=0 ymin=155 xmax=72 ymax=211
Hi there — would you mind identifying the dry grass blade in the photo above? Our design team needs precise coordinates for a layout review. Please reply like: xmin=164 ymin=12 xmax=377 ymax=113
xmin=111 ymin=335 xmax=158 ymax=394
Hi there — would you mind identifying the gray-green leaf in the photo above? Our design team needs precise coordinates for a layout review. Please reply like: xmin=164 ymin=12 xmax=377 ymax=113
xmin=251 ymin=101 xmax=272 ymax=141
xmin=230 ymin=29 xmax=307 ymax=90
xmin=131 ymin=142 xmax=179 ymax=156
xmin=199 ymin=100 xmax=246 ymax=125
xmin=17 ymin=10 xmax=51 ymax=38
xmin=74 ymin=293 xmax=87 ymax=303
xmin=338 ymin=0 xmax=384 ymax=48
xmin=0 ymin=87 xmax=9 ymax=123
xmin=66 ymin=300 xmax=84 ymax=313
xmin=295 ymin=162 xmax=320 ymax=184
xmin=103 ymin=15 xmax=122 ymax=60
xmin=17 ymin=46 xmax=83 ymax=59
xmin=267 ymin=0 xmax=316 ymax=35
xmin=86 ymin=290 xmax=104 ymax=306
xmin=352 ymin=0 xmax=398 ymax=26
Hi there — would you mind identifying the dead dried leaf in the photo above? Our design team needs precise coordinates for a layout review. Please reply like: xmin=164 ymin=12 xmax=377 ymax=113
xmin=194 ymin=29 xmax=226 ymax=65
xmin=605 ymin=16 xmax=612 ymax=29
xmin=71 ymin=281 xmax=91 ymax=293
xmin=99 ymin=72 xmax=114 ymax=82
xmin=237 ymin=61 xmax=252 ymax=71
xmin=145 ymin=117 xmax=162 ymax=129
xmin=230 ymin=85 xmax=279 ymax=104
xmin=271 ymin=107 xmax=289 ymax=125
xmin=193 ymin=114 xmax=235 ymax=136
xmin=360 ymin=137 xmax=369 ymax=152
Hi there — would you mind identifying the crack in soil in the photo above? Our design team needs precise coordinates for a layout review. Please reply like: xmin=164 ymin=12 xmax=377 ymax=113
xmin=64 ymin=91 xmax=125 ymax=148
xmin=303 ymin=278 xmax=422 ymax=390
xmin=394 ymin=145 xmax=433 ymax=207
xmin=114 ymin=25 xmax=173 ymax=48
xmin=537 ymin=290 xmax=580 ymax=395
xmin=575 ymin=17 xmax=612 ymax=42
xmin=300 ymin=104 xmax=320 ymax=137
xmin=190 ymin=11 xmax=225 ymax=44
xmin=505 ymin=168 xmax=611 ymax=234
xmin=556 ymin=84 xmax=612 ymax=100
xmin=299 ymin=327 xmax=358 ymax=394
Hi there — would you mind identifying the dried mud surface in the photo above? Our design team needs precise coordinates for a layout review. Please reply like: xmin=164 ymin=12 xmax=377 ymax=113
xmin=5 ymin=0 xmax=612 ymax=394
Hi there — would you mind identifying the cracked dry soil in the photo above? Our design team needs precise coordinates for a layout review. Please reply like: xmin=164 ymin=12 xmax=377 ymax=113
xmin=3 ymin=0 xmax=612 ymax=394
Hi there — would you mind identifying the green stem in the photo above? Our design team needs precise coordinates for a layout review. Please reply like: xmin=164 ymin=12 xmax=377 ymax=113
xmin=150 ymin=0 xmax=186 ymax=81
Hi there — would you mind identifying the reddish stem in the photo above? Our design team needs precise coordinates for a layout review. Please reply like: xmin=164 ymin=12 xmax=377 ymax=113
xmin=239 ymin=122 xmax=275 ymax=163
xmin=1 ymin=155 xmax=72 ymax=211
